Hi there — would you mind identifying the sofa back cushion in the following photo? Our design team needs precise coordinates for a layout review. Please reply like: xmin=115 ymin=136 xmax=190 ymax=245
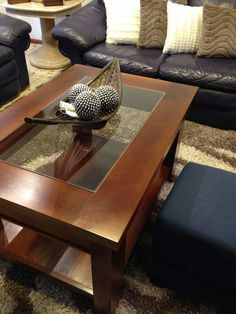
xmin=188 ymin=0 xmax=204 ymax=6
xmin=189 ymin=0 xmax=236 ymax=6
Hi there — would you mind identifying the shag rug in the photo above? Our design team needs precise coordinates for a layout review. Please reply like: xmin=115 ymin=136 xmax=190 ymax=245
xmin=0 ymin=45 xmax=235 ymax=314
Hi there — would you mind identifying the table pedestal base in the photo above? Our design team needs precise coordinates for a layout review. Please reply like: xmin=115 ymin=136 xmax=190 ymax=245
xmin=29 ymin=18 xmax=71 ymax=70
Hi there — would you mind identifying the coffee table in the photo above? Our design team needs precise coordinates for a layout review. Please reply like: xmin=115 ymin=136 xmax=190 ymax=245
xmin=0 ymin=64 xmax=198 ymax=314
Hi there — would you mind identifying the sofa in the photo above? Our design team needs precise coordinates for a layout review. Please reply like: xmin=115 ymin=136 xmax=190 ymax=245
xmin=52 ymin=0 xmax=236 ymax=130
xmin=0 ymin=13 xmax=31 ymax=105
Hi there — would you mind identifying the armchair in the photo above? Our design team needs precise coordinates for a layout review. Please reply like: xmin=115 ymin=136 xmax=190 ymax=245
xmin=0 ymin=13 xmax=31 ymax=105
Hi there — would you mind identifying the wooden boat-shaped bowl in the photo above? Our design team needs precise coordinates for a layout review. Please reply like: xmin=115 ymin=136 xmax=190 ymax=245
xmin=25 ymin=58 xmax=122 ymax=130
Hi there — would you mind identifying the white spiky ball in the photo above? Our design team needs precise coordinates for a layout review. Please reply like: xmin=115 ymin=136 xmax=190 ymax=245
xmin=74 ymin=91 xmax=101 ymax=120
xmin=68 ymin=83 xmax=90 ymax=104
xmin=95 ymin=85 xmax=119 ymax=115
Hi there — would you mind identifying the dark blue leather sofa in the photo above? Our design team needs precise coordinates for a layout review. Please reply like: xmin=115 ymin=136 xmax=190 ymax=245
xmin=0 ymin=13 xmax=31 ymax=105
xmin=52 ymin=0 xmax=236 ymax=130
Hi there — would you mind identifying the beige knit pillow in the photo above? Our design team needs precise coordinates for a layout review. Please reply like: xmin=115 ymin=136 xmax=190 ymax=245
xmin=138 ymin=0 xmax=188 ymax=49
xmin=163 ymin=2 xmax=203 ymax=53
xmin=197 ymin=3 xmax=236 ymax=57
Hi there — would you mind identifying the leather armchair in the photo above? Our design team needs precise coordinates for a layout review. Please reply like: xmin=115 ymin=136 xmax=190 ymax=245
xmin=0 ymin=13 xmax=31 ymax=105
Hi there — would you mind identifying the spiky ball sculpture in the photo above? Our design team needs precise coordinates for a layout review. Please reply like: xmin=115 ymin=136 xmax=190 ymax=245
xmin=74 ymin=91 xmax=101 ymax=120
xmin=95 ymin=85 xmax=119 ymax=115
xmin=68 ymin=83 xmax=90 ymax=104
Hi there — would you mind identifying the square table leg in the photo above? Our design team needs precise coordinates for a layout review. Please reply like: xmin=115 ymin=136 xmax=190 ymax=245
xmin=91 ymin=241 xmax=125 ymax=314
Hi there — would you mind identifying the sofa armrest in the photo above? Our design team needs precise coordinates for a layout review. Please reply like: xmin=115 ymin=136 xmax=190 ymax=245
xmin=0 ymin=13 xmax=31 ymax=48
xmin=52 ymin=0 xmax=106 ymax=53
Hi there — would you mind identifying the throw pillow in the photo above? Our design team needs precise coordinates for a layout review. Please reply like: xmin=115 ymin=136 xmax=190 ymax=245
xmin=104 ymin=0 xmax=140 ymax=45
xmin=197 ymin=3 xmax=236 ymax=57
xmin=138 ymin=0 xmax=188 ymax=49
xmin=163 ymin=1 xmax=203 ymax=53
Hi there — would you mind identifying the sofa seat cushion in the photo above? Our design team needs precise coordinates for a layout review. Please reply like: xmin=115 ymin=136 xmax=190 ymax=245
xmin=83 ymin=43 xmax=165 ymax=77
xmin=156 ymin=163 xmax=236 ymax=266
xmin=159 ymin=53 xmax=236 ymax=93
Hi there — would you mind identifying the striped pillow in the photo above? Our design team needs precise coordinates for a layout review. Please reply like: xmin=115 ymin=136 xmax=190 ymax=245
xmin=104 ymin=0 xmax=140 ymax=45
xmin=197 ymin=3 xmax=236 ymax=57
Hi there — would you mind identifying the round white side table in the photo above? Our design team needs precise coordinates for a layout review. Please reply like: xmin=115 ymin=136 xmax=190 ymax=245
xmin=2 ymin=1 xmax=83 ymax=69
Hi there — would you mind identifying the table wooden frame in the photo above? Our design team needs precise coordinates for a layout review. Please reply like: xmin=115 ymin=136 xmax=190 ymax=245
xmin=0 ymin=64 xmax=198 ymax=314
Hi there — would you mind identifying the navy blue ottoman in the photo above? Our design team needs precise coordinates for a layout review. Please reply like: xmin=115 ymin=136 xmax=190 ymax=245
xmin=149 ymin=163 xmax=236 ymax=313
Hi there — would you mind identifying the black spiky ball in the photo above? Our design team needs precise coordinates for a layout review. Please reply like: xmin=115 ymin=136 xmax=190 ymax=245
xmin=95 ymin=85 xmax=119 ymax=115
xmin=68 ymin=83 xmax=90 ymax=104
xmin=74 ymin=91 xmax=101 ymax=120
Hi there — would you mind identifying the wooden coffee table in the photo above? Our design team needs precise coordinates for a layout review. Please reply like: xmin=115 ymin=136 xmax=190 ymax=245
xmin=0 ymin=64 xmax=197 ymax=314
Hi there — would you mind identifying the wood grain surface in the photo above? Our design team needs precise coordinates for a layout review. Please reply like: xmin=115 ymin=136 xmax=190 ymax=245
xmin=0 ymin=64 xmax=198 ymax=313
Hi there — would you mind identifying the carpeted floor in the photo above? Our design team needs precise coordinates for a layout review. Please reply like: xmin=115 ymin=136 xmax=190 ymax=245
xmin=0 ymin=44 xmax=236 ymax=314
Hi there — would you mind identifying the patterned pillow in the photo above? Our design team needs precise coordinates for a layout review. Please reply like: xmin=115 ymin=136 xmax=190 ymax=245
xmin=138 ymin=0 xmax=188 ymax=49
xmin=163 ymin=1 xmax=203 ymax=54
xmin=197 ymin=3 xmax=236 ymax=57
xmin=104 ymin=0 xmax=140 ymax=45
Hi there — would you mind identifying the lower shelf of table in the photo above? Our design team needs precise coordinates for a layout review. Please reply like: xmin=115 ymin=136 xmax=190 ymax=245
xmin=0 ymin=162 xmax=172 ymax=299
xmin=0 ymin=220 xmax=93 ymax=296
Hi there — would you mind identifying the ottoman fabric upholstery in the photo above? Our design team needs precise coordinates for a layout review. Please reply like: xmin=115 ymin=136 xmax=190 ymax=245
xmin=149 ymin=163 xmax=236 ymax=312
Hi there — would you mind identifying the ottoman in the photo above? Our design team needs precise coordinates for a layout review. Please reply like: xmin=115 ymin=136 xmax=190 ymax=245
xmin=149 ymin=163 xmax=236 ymax=313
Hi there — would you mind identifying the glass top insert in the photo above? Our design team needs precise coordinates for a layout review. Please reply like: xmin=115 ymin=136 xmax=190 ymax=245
xmin=0 ymin=84 xmax=165 ymax=191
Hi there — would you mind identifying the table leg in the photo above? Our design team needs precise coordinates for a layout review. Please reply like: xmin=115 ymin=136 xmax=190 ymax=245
xmin=164 ymin=127 xmax=182 ymax=181
xmin=29 ymin=18 xmax=71 ymax=70
xmin=91 ymin=242 xmax=125 ymax=314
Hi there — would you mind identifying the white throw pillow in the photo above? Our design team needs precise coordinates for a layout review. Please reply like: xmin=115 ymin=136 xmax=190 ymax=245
xmin=163 ymin=1 xmax=203 ymax=54
xmin=104 ymin=0 xmax=140 ymax=45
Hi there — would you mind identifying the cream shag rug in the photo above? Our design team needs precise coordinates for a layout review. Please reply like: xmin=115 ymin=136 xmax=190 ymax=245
xmin=0 ymin=44 xmax=235 ymax=314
